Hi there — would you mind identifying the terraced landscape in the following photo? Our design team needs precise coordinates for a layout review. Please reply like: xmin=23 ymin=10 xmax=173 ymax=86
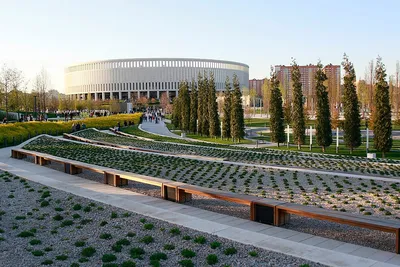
xmin=72 ymin=128 xmax=400 ymax=178
xmin=0 ymin=171 xmax=322 ymax=267
xmin=23 ymin=136 xmax=400 ymax=222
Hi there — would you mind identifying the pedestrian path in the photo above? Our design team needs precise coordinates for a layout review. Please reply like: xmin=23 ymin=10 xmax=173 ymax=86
xmin=140 ymin=120 xmax=182 ymax=138
xmin=0 ymin=146 xmax=399 ymax=267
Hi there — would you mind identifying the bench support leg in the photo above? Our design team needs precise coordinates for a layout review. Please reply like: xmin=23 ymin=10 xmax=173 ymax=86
xmin=274 ymin=209 xmax=291 ymax=226
xmin=70 ymin=165 xmax=82 ymax=174
xmin=11 ymin=151 xmax=27 ymax=159
xmin=396 ymin=229 xmax=399 ymax=254
xmin=176 ymin=188 xmax=192 ymax=203
xmin=35 ymin=156 xmax=49 ymax=166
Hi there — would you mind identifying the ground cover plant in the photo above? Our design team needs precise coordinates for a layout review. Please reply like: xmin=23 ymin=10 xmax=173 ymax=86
xmin=0 ymin=171 xmax=321 ymax=267
xmin=23 ymin=136 xmax=400 ymax=220
xmin=73 ymin=128 xmax=400 ymax=177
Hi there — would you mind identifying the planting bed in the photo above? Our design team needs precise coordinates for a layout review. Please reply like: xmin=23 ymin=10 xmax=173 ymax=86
xmin=23 ymin=136 xmax=400 ymax=221
xmin=0 ymin=171 xmax=322 ymax=267
xmin=72 ymin=128 xmax=400 ymax=178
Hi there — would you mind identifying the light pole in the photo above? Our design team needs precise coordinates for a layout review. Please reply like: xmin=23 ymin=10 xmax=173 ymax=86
xmin=33 ymin=95 xmax=37 ymax=120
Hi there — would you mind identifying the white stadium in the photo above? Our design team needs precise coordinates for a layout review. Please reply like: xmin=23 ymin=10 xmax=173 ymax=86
xmin=65 ymin=58 xmax=249 ymax=101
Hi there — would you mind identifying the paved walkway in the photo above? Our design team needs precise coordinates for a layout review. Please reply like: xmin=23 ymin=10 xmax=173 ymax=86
xmin=140 ymin=120 xmax=183 ymax=138
xmin=0 ymin=146 xmax=399 ymax=266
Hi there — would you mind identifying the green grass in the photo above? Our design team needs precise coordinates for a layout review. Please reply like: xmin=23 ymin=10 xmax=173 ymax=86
xmin=185 ymin=133 xmax=252 ymax=145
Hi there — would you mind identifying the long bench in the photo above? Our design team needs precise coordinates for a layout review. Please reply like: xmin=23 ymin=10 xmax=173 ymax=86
xmin=275 ymin=203 xmax=400 ymax=254
xmin=10 ymin=147 xmax=400 ymax=253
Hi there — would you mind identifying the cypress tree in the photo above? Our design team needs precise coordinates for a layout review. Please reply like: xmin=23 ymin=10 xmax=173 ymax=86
xmin=202 ymin=71 xmax=210 ymax=136
xmin=269 ymin=66 xmax=285 ymax=146
xmin=208 ymin=72 xmax=220 ymax=137
xmin=222 ymin=76 xmax=232 ymax=139
xmin=373 ymin=56 xmax=392 ymax=158
xmin=172 ymin=97 xmax=181 ymax=129
xmin=179 ymin=81 xmax=190 ymax=132
xmin=197 ymin=72 xmax=204 ymax=135
xmin=315 ymin=61 xmax=332 ymax=152
xmin=189 ymin=78 xmax=198 ymax=134
xmin=230 ymin=74 xmax=245 ymax=142
xmin=291 ymin=59 xmax=306 ymax=149
xmin=342 ymin=54 xmax=361 ymax=154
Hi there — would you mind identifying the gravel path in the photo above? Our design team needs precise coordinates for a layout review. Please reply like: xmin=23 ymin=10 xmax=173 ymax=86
xmin=20 ymin=156 xmax=398 ymax=253
xmin=0 ymin=170 xmax=324 ymax=267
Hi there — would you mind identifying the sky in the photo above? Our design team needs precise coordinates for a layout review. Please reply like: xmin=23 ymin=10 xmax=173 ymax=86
xmin=1 ymin=0 xmax=399 ymax=93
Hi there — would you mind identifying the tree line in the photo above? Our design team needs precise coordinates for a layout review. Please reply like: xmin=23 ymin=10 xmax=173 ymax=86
xmin=172 ymin=72 xmax=245 ymax=142
xmin=269 ymin=54 xmax=392 ymax=157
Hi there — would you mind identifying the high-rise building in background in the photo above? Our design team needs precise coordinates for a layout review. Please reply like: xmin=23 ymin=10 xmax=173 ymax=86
xmin=249 ymin=78 xmax=265 ymax=96
xmin=275 ymin=64 xmax=341 ymax=114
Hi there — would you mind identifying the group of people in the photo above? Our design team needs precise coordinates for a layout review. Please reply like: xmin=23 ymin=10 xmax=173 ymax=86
xmin=71 ymin=122 xmax=86 ymax=132
xmin=142 ymin=108 xmax=164 ymax=124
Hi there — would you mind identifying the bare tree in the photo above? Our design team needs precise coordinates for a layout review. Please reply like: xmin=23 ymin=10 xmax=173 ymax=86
xmin=34 ymin=68 xmax=51 ymax=114
xmin=0 ymin=65 xmax=22 ymax=120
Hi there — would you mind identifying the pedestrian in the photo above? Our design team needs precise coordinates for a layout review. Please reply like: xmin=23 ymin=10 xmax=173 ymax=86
xmin=75 ymin=122 xmax=81 ymax=131
xmin=71 ymin=123 xmax=76 ymax=132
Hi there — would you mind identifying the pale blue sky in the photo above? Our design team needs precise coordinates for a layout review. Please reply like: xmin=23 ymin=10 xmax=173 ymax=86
xmin=1 ymin=0 xmax=399 ymax=93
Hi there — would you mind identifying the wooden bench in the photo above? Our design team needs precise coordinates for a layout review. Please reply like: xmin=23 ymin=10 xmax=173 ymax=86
xmin=276 ymin=202 xmax=400 ymax=254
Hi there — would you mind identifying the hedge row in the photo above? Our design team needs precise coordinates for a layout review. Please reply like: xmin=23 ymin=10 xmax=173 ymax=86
xmin=0 ymin=113 xmax=142 ymax=148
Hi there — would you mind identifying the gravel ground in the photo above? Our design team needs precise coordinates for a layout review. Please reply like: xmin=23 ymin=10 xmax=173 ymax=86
xmin=20 ymin=156 xmax=398 ymax=253
xmin=0 ymin=170 xmax=324 ymax=267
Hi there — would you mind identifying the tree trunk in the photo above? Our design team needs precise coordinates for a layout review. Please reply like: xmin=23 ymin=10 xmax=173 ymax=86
xmin=322 ymin=146 xmax=325 ymax=153
xmin=297 ymin=142 xmax=301 ymax=150
xmin=350 ymin=147 xmax=353 ymax=154
xmin=382 ymin=151 xmax=385 ymax=158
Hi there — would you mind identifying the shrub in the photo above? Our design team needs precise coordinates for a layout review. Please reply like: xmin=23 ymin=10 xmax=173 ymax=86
xmin=163 ymin=244 xmax=175 ymax=250
xmin=15 ymin=216 xmax=26 ymax=220
xmin=150 ymin=252 xmax=167 ymax=261
xmin=144 ymin=223 xmax=154 ymax=230
xmin=140 ymin=235 xmax=153 ymax=244
xmin=139 ymin=218 xmax=146 ymax=223
xmin=53 ymin=214 xmax=64 ymax=221
xmin=130 ymin=247 xmax=145 ymax=259
xmin=111 ymin=212 xmax=118 ymax=218
xmin=111 ymin=244 xmax=122 ymax=253
xmin=206 ymin=254 xmax=218 ymax=265
xmin=61 ymin=220 xmax=74 ymax=227
xmin=100 ymin=233 xmax=112 ymax=240
xmin=40 ymin=201 xmax=49 ymax=207
xmin=194 ymin=236 xmax=206 ymax=244
xmin=75 ymin=241 xmax=85 ymax=247
xmin=72 ymin=214 xmax=81 ymax=219
xmin=78 ymin=258 xmax=89 ymax=263
xmin=249 ymin=251 xmax=258 ymax=257
xmin=70 ymin=263 xmax=80 ymax=267
xmin=83 ymin=206 xmax=91 ymax=212
xmin=44 ymin=247 xmax=53 ymax=252
xmin=182 ymin=235 xmax=191 ymax=240
xmin=56 ymin=254 xmax=68 ymax=261
xmin=150 ymin=260 xmax=160 ymax=267
xmin=224 ymin=247 xmax=237 ymax=255
xmin=210 ymin=241 xmax=221 ymax=249
xmin=41 ymin=259 xmax=53 ymax=265
xmin=73 ymin=204 xmax=82 ymax=210
xmin=81 ymin=247 xmax=96 ymax=257
xmin=127 ymin=232 xmax=136 ymax=237
xmin=29 ymin=239 xmax=42 ymax=245
xmin=100 ymin=220 xmax=108 ymax=226
xmin=179 ymin=259 xmax=194 ymax=267
xmin=32 ymin=250 xmax=45 ymax=256
xmin=54 ymin=207 xmax=64 ymax=212
xmin=18 ymin=231 xmax=35 ymax=238
xmin=116 ymin=239 xmax=130 ymax=246
xmin=121 ymin=261 xmax=136 ymax=267
xmin=169 ymin=227 xmax=181 ymax=235
xmin=181 ymin=249 xmax=196 ymax=258
xmin=102 ymin=254 xmax=117 ymax=263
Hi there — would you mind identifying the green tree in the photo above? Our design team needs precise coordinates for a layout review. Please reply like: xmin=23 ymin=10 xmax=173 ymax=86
xmin=201 ymin=71 xmax=210 ymax=136
xmin=208 ymin=72 xmax=220 ymax=137
xmin=189 ymin=79 xmax=198 ymax=133
xmin=196 ymin=72 xmax=204 ymax=135
xmin=291 ymin=59 xmax=306 ymax=149
xmin=222 ymin=76 xmax=232 ymax=139
xmin=269 ymin=66 xmax=285 ymax=146
xmin=172 ymin=97 xmax=181 ymax=129
xmin=230 ymin=74 xmax=245 ymax=142
xmin=179 ymin=81 xmax=190 ymax=132
xmin=342 ymin=54 xmax=361 ymax=154
xmin=373 ymin=56 xmax=392 ymax=158
xmin=315 ymin=61 xmax=332 ymax=152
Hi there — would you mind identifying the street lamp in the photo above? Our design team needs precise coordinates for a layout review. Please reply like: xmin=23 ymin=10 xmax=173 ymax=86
xmin=33 ymin=95 xmax=37 ymax=120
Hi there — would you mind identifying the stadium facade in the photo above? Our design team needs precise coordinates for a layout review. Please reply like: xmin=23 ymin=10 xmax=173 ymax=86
xmin=65 ymin=58 xmax=249 ymax=100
